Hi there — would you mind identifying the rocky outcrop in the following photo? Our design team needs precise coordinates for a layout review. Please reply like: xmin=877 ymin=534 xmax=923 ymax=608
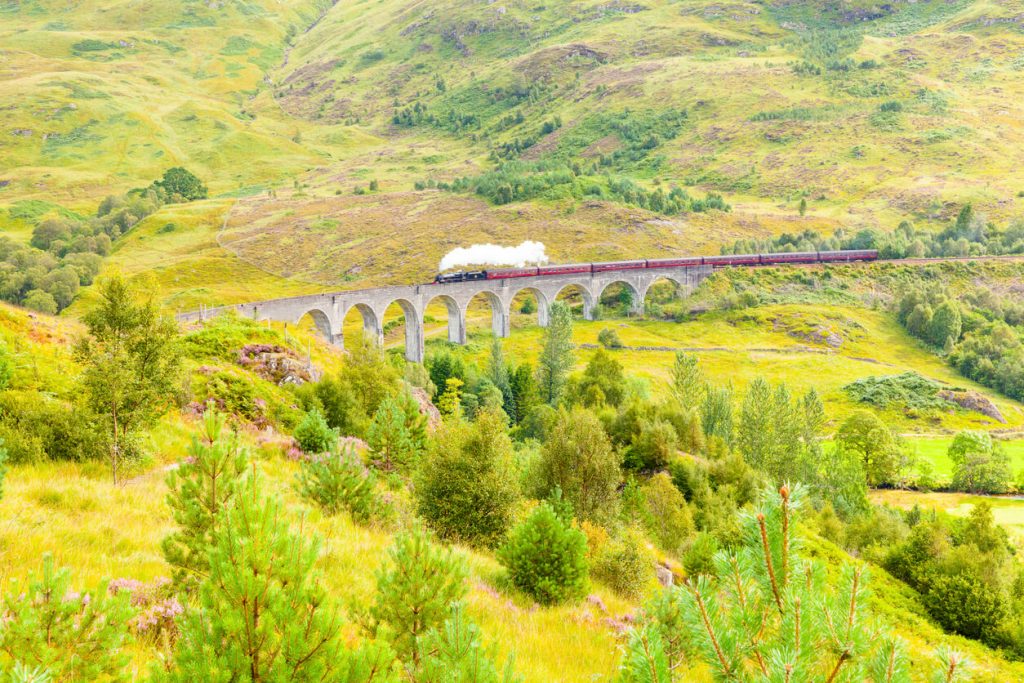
xmin=408 ymin=385 xmax=441 ymax=429
xmin=236 ymin=344 xmax=317 ymax=385
xmin=939 ymin=390 xmax=1006 ymax=423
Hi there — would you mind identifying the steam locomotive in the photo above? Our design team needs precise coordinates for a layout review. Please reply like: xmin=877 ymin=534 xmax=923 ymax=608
xmin=432 ymin=250 xmax=878 ymax=284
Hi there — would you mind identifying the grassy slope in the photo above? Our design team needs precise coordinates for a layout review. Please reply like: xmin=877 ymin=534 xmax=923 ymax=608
xmin=0 ymin=302 xmax=1019 ymax=681
xmin=5 ymin=0 xmax=1024 ymax=301
xmin=903 ymin=437 xmax=1024 ymax=480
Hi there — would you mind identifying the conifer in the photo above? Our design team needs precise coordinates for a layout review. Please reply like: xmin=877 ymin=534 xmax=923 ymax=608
xmin=160 ymin=473 xmax=395 ymax=682
xmin=366 ymin=395 xmax=418 ymax=473
xmin=297 ymin=442 xmax=384 ymax=524
xmin=415 ymin=604 xmax=520 ymax=683
xmin=161 ymin=408 xmax=248 ymax=591
xmin=369 ymin=525 xmax=468 ymax=668
xmin=618 ymin=485 xmax=970 ymax=682
xmin=0 ymin=556 xmax=132 ymax=681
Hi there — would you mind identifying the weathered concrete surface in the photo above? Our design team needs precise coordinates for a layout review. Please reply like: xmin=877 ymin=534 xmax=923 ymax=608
xmin=177 ymin=266 xmax=713 ymax=363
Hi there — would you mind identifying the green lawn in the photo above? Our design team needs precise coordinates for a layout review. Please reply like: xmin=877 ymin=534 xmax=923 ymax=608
xmin=903 ymin=436 xmax=1024 ymax=482
xmin=872 ymin=489 xmax=1024 ymax=540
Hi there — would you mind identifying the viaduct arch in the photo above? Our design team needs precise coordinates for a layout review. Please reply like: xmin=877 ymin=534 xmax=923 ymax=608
xmin=178 ymin=266 xmax=714 ymax=363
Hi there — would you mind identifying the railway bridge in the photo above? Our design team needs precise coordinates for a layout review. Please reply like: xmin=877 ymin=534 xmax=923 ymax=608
xmin=176 ymin=265 xmax=713 ymax=363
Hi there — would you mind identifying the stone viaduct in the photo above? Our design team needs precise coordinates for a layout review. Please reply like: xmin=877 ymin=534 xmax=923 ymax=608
xmin=176 ymin=265 xmax=713 ymax=363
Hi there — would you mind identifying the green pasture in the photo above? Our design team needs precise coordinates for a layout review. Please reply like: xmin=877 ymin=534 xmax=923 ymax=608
xmin=902 ymin=436 xmax=1024 ymax=482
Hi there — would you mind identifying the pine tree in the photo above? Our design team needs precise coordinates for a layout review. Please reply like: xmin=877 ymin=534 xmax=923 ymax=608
xmin=498 ymin=501 xmax=589 ymax=605
xmin=396 ymin=389 xmax=428 ymax=456
xmin=0 ymin=556 xmax=133 ymax=681
xmin=162 ymin=408 xmax=249 ymax=591
xmin=415 ymin=604 xmax=521 ymax=683
xmin=669 ymin=352 xmax=704 ymax=411
xmin=366 ymin=395 xmax=419 ymax=473
xmin=618 ymin=485 xmax=971 ymax=682
xmin=370 ymin=525 xmax=468 ymax=668
xmin=297 ymin=442 xmax=384 ymax=524
xmin=160 ymin=474 xmax=396 ymax=682
xmin=294 ymin=407 xmax=339 ymax=454
xmin=536 ymin=301 xmax=574 ymax=405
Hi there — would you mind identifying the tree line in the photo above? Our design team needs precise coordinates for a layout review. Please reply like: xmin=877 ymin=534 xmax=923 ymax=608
xmin=1 ymin=167 xmax=206 ymax=314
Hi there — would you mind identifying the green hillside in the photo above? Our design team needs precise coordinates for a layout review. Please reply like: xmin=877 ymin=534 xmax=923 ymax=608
xmin=4 ymin=0 xmax=1024 ymax=293
xmin=6 ymin=0 xmax=1024 ymax=680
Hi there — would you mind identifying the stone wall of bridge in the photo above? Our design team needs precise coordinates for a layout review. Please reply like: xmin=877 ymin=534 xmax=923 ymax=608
xmin=177 ymin=265 xmax=713 ymax=363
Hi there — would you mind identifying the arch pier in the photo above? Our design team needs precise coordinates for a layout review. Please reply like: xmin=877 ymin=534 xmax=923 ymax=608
xmin=177 ymin=266 xmax=713 ymax=364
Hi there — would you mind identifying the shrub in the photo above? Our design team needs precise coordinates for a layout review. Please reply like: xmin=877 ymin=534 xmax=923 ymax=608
xmin=293 ymin=373 xmax=366 ymax=437
xmin=924 ymin=572 xmax=1006 ymax=642
xmin=843 ymin=372 xmax=948 ymax=411
xmin=370 ymin=525 xmax=468 ymax=666
xmin=294 ymin=408 xmax=337 ymax=454
xmin=0 ymin=391 xmax=106 ymax=464
xmin=536 ymin=407 xmax=621 ymax=524
xmin=598 ymin=327 xmax=623 ymax=349
xmin=0 ymin=556 xmax=133 ymax=681
xmin=625 ymin=418 xmax=678 ymax=471
xmin=415 ymin=407 xmax=520 ymax=548
xmin=297 ymin=443 xmax=386 ymax=524
xmin=641 ymin=472 xmax=694 ymax=555
xmin=498 ymin=502 xmax=589 ymax=605
xmin=591 ymin=527 xmax=655 ymax=599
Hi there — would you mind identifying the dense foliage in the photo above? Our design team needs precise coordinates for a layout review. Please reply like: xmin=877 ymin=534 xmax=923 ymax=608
xmin=498 ymin=501 xmax=589 ymax=605
xmin=415 ymin=407 xmax=520 ymax=548
xmin=1 ymin=168 xmax=206 ymax=314
xmin=895 ymin=280 xmax=1024 ymax=403
xmin=725 ymin=205 xmax=1024 ymax=260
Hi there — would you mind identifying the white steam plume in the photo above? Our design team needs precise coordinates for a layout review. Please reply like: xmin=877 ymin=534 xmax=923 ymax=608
xmin=439 ymin=240 xmax=549 ymax=271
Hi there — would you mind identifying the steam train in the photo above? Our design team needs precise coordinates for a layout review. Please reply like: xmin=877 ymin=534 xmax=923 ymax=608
xmin=432 ymin=250 xmax=878 ymax=284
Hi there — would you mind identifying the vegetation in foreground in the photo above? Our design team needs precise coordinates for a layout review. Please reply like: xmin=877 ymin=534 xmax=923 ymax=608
xmin=2 ymin=279 xmax=1024 ymax=681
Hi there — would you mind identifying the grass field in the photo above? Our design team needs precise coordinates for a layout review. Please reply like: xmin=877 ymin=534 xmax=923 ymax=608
xmin=903 ymin=436 xmax=1024 ymax=482
xmin=871 ymin=489 xmax=1024 ymax=541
